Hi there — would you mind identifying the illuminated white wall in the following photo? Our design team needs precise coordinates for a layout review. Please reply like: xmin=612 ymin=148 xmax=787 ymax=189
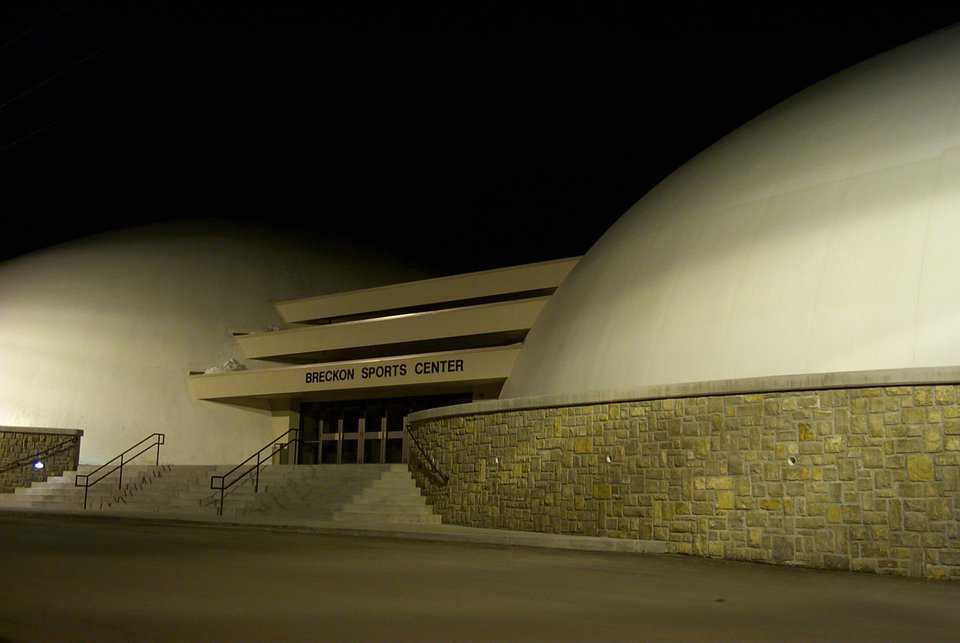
xmin=0 ymin=221 xmax=418 ymax=464
xmin=503 ymin=25 xmax=960 ymax=398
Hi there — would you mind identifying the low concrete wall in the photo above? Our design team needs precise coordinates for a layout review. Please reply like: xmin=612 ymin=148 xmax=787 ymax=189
xmin=407 ymin=377 xmax=960 ymax=581
xmin=0 ymin=426 xmax=82 ymax=493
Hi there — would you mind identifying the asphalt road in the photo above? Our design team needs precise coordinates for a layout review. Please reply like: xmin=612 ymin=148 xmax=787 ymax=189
xmin=1 ymin=513 xmax=959 ymax=641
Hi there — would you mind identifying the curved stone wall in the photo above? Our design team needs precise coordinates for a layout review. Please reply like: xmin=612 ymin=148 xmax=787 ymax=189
xmin=409 ymin=378 xmax=960 ymax=580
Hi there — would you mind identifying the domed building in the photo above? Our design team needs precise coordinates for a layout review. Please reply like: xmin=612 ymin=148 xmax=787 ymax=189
xmin=404 ymin=25 xmax=960 ymax=581
xmin=0 ymin=220 xmax=422 ymax=465
xmin=4 ymin=24 xmax=960 ymax=582
xmin=504 ymin=23 xmax=960 ymax=398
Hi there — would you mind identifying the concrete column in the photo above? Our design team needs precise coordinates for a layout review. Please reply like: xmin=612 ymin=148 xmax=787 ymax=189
xmin=270 ymin=399 xmax=300 ymax=465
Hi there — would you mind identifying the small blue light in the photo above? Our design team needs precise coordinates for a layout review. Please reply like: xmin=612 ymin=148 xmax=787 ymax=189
xmin=33 ymin=461 xmax=44 ymax=470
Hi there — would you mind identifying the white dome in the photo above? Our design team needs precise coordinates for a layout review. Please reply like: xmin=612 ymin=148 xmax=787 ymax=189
xmin=0 ymin=221 xmax=419 ymax=464
xmin=503 ymin=25 xmax=960 ymax=399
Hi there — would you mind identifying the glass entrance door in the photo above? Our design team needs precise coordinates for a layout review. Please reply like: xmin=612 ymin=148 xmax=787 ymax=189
xmin=340 ymin=406 xmax=362 ymax=464
xmin=319 ymin=408 xmax=339 ymax=464
xmin=299 ymin=394 xmax=472 ymax=465
xmin=362 ymin=403 xmax=383 ymax=465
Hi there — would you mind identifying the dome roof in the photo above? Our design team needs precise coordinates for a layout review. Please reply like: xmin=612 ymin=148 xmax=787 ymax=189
xmin=0 ymin=221 xmax=420 ymax=464
xmin=503 ymin=25 xmax=960 ymax=399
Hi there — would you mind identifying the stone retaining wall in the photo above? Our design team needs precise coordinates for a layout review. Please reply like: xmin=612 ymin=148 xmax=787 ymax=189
xmin=0 ymin=427 xmax=82 ymax=493
xmin=408 ymin=385 xmax=960 ymax=580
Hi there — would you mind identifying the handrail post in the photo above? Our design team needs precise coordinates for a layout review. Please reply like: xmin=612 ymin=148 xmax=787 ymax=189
xmin=255 ymin=451 xmax=261 ymax=493
xmin=155 ymin=434 xmax=160 ymax=466
xmin=209 ymin=428 xmax=299 ymax=518
xmin=118 ymin=453 xmax=124 ymax=490
xmin=83 ymin=483 xmax=88 ymax=511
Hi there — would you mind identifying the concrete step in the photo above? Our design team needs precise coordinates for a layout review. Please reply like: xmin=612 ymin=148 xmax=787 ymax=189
xmin=1 ymin=463 xmax=442 ymax=527
xmin=110 ymin=501 xmax=213 ymax=511
xmin=339 ymin=504 xmax=433 ymax=515
xmin=350 ymin=486 xmax=424 ymax=499
xmin=348 ymin=493 xmax=427 ymax=504
xmin=256 ymin=469 xmax=387 ymax=477
xmin=331 ymin=511 xmax=442 ymax=525
xmin=14 ymin=485 xmax=121 ymax=496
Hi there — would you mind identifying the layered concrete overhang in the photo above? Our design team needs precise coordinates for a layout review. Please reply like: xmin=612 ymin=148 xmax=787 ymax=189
xmin=273 ymin=257 xmax=578 ymax=324
xmin=189 ymin=344 xmax=521 ymax=407
xmin=235 ymin=297 xmax=548 ymax=363
xmin=190 ymin=257 xmax=579 ymax=407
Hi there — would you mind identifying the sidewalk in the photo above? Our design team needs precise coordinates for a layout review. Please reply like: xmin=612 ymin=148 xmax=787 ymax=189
xmin=0 ymin=503 xmax=666 ymax=554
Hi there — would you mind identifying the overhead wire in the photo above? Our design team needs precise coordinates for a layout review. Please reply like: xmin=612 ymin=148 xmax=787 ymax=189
xmin=0 ymin=5 xmax=106 ymax=151
xmin=0 ymin=51 xmax=99 ymax=115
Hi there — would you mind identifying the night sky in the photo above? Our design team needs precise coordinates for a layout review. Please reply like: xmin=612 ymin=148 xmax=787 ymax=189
xmin=3 ymin=4 xmax=960 ymax=274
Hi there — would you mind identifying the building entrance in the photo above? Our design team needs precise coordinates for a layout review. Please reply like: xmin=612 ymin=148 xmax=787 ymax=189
xmin=297 ymin=394 xmax=471 ymax=465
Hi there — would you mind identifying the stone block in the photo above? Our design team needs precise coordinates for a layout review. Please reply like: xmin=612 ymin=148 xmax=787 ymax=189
xmin=771 ymin=536 xmax=795 ymax=562
xmin=671 ymin=520 xmax=695 ymax=533
xmin=914 ymin=388 xmax=934 ymax=406
xmin=923 ymin=533 xmax=948 ymax=548
xmin=924 ymin=427 xmax=943 ymax=452
xmin=800 ymin=442 xmax=824 ymax=455
xmin=842 ymin=505 xmax=862 ymax=523
xmin=939 ymin=550 xmax=960 ymax=566
xmin=904 ymin=512 xmax=928 ymax=532
xmin=902 ymin=407 xmax=926 ymax=424
xmin=936 ymin=386 xmax=957 ymax=405
xmin=692 ymin=502 xmax=714 ymax=515
xmin=707 ymin=476 xmax=733 ymax=490
xmin=862 ymin=448 xmax=883 ymax=468
xmin=574 ymin=437 xmax=593 ymax=454
xmin=759 ymin=498 xmax=783 ymax=511
xmin=785 ymin=466 xmax=812 ymax=482
xmin=825 ymin=435 xmax=844 ymax=452
xmin=785 ymin=482 xmax=805 ymax=497
xmin=822 ymin=554 xmax=850 ymax=570
xmin=717 ymin=490 xmax=735 ymax=510
xmin=907 ymin=455 xmax=935 ymax=482
xmin=896 ymin=438 xmax=924 ymax=453
xmin=928 ymin=499 xmax=952 ymax=521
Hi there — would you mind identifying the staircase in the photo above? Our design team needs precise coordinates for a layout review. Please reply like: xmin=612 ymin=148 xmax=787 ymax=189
xmin=0 ymin=464 xmax=440 ymax=526
xmin=238 ymin=464 xmax=441 ymax=524
xmin=0 ymin=465 xmax=172 ymax=511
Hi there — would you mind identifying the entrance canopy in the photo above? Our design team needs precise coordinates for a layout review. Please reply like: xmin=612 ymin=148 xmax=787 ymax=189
xmin=188 ymin=344 xmax=520 ymax=407
xmin=187 ymin=257 xmax=579 ymax=411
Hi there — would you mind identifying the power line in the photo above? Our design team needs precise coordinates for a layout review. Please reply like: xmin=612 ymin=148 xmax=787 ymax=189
xmin=0 ymin=122 xmax=57 ymax=152
xmin=0 ymin=51 xmax=98 ymax=114
xmin=0 ymin=25 xmax=35 ymax=51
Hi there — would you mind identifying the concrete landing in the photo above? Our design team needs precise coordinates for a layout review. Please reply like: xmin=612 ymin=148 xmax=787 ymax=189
xmin=0 ymin=503 xmax=666 ymax=555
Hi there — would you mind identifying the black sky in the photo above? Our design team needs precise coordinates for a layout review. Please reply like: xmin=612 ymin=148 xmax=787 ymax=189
xmin=3 ymin=3 xmax=960 ymax=274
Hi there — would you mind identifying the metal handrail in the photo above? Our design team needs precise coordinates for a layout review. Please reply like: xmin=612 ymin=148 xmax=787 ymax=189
xmin=407 ymin=428 xmax=448 ymax=485
xmin=74 ymin=432 xmax=165 ymax=509
xmin=210 ymin=429 xmax=299 ymax=516
xmin=0 ymin=434 xmax=81 ymax=476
